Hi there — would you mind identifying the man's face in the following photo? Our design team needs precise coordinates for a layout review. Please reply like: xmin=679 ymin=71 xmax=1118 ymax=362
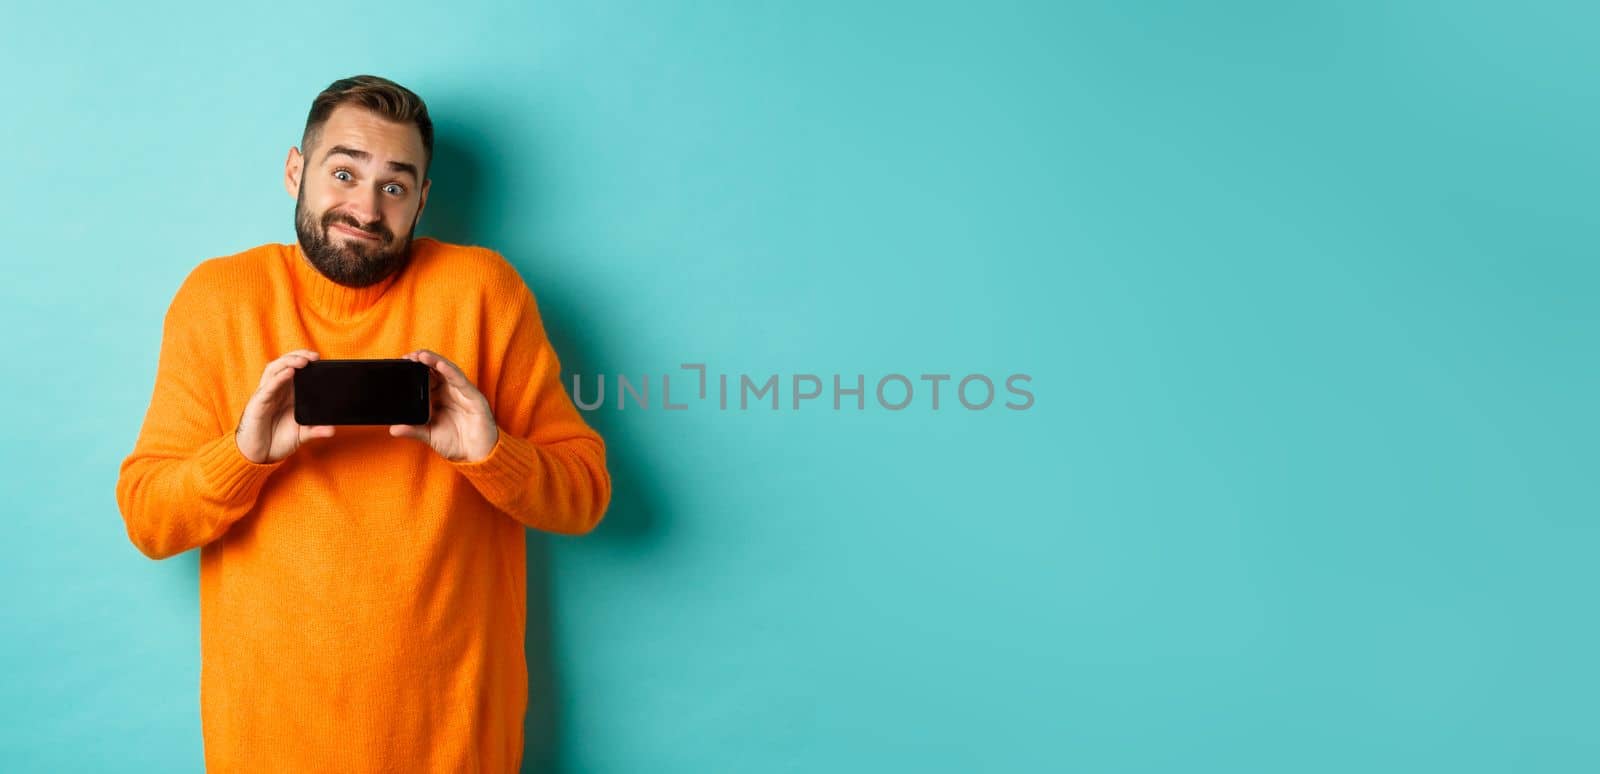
xmin=285 ymin=104 xmax=431 ymax=288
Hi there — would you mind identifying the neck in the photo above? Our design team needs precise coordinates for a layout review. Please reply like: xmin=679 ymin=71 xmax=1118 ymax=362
xmin=287 ymin=241 xmax=408 ymax=318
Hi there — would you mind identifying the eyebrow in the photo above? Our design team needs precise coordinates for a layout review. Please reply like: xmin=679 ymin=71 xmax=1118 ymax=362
xmin=322 ymin=144 xmax=419 ymax=183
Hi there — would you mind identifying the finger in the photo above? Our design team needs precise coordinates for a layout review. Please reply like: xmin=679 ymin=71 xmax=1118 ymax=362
xmin=258 ymin=362 xmax=300 ymax=393
xmin=274 ymin=350 xmax=319 ymax=368
xmin=417 ymin=350 xmax=474 ymax=391
xmin=263 ymin=352 xmax=318 ymax=383
xmin=402 ymin=351 xmax=446 ymax=390
xmin=272 ymin=356 xmax=311 ymax=383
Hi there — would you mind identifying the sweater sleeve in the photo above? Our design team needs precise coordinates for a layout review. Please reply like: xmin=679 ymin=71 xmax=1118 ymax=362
xmin=115 ymin=269 xmax=286 ymax=560
xmin=449 ymin=280 xmax=612 ymax=535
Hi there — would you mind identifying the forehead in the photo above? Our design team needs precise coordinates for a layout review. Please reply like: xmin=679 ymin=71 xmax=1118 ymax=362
xmin=314 ymin=104 xmax=425 ymax=165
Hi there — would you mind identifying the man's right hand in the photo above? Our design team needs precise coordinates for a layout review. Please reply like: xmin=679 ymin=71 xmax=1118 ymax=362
xmin=235 ymin=349 xmax=336 ymax=464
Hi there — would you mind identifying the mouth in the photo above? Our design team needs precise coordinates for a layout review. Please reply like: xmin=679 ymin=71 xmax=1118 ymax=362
xmin=330 ymin=222 xmax=382 ymax=241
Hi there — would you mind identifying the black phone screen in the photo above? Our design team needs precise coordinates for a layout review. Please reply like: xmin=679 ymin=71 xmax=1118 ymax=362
xmin=293 ymin=358 xmax=432 ymax=426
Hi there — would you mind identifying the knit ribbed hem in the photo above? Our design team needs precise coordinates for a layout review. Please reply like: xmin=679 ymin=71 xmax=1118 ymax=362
xmin=448 ymin=428 xmax=539 ymax=506
xmin=196 ymin=433 xmax=287 ymax=505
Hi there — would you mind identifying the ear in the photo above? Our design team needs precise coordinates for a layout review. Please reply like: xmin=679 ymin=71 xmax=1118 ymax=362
xmin=415 ymin=177 xmax=431 ymax=223
xmin=284 ymin=147 xmax=303 ymax=199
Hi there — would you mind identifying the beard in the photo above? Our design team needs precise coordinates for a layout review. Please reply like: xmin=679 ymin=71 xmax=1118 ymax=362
xmin=294 ymin=180 xmax=419 ymax=288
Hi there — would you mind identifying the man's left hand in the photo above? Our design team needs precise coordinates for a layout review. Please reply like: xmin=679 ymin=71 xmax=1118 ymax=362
xmin=390 ymin=349 xmax=500 ymax=463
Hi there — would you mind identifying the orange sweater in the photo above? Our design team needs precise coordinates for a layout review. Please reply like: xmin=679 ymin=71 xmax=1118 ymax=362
xmin=115 ymin=237 xmax=611 ymax=772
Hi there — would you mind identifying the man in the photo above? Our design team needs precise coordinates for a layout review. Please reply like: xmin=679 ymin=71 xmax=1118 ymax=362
xmin=114 ymin=74 xmax=611 ymax=773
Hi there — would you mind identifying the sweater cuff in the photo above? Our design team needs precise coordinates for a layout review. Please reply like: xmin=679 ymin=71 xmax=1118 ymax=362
xmin=196 ymin=432 xmax=286 ymax=505
xmin=448 ymin=427 xmax=539 ymax=506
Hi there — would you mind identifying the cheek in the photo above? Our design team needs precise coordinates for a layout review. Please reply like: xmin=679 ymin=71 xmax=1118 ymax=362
xmin=304 ymin=188 xmax=337 ymax=214
xmin=389 ymin=202 xmax=418 ymax=225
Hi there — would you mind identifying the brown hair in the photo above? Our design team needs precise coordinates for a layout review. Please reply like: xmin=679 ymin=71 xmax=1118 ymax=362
xmin=301 ymin=75 xmax=434 ymax=179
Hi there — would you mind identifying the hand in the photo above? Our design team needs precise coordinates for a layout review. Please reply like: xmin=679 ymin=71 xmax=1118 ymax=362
xmin=235 ymin=349 xmax=337 ymax=464
xmin=389 ymin=349 xmax=500 ymax=462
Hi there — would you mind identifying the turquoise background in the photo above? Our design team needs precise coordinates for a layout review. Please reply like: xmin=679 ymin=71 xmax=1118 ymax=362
xmin=2 ymin=1 xmax=1595 ymax=771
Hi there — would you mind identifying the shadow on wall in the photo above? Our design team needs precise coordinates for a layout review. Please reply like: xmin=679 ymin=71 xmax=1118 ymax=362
xmin=422 ymin=127 xmax=666 ymax=773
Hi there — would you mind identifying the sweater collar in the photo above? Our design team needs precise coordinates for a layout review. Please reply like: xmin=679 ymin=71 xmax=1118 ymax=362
xmin=286 ymin=240 xmax=408 ymax=318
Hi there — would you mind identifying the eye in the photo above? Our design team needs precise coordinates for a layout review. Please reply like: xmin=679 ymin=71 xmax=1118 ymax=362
xmin=384 ymin=183 xmax=406 ymax=196
xmin=333 ymin=169 xmax=353 ymax=182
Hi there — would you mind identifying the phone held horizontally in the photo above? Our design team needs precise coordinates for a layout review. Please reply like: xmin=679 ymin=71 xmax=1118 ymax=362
xmin=293 ymin=358 xmax=432 ymax=426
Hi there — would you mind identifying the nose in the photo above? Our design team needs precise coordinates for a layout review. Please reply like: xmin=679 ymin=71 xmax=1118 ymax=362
xmin=343 ymin=188 xmax=384 ymax=228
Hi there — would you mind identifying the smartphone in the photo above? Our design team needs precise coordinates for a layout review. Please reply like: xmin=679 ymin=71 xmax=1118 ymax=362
xmin=293 ymin=358 xmax=432 ymax=426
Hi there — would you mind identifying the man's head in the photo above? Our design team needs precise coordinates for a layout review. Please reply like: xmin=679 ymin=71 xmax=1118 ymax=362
xmin=285 ymin=75 xmax=433 ymax=288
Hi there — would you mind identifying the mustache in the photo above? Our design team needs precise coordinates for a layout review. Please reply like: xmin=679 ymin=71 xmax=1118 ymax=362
xmin=325 ymin=213 xmax=391 ymax=241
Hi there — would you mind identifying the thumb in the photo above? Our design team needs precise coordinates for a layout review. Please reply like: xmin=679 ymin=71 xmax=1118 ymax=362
xmin=300 ymin=425 xmax=336 ymax=441
xmin=390 ymin=424 xmax=426 ymax=442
